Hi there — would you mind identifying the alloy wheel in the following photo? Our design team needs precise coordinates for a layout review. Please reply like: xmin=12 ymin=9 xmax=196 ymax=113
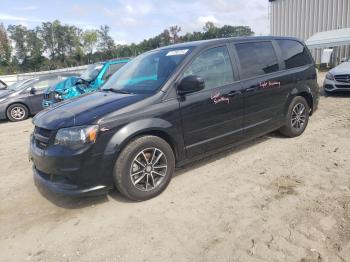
xmin=10 ymin=106 xmax=26 ymax=120
xmin=291 ymin=103 xmax=306 ymax=130
xmin=130 ymin=147 xmax=168 ymax=191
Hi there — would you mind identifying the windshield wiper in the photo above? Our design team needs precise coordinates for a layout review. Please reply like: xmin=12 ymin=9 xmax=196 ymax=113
xmin=102 ymin=88 xmax=132 ymax=94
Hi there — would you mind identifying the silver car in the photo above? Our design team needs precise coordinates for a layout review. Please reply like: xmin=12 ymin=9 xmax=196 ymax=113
xmin=324 ymin=57 xmax=350 ymax=93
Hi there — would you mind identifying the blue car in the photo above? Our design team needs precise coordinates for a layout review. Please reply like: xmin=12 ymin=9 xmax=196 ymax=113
xmin=43 ymin=58 xmax=130 ymax=107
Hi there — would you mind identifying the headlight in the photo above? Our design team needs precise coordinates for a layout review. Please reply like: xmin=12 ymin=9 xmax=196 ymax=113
xmin=54 ymin=125 xmax=99 ymax=149
xmin=325 ymin=72 xmax=334 ymax=80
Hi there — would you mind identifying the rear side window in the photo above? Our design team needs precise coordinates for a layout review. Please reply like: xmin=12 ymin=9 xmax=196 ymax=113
xmin=235 ymin=42 xmax=279 ymax=79
xmin=276 ymin=40 xmax=312 ymax=69
xmin=183 ymin=46 xmax=234 ymax=90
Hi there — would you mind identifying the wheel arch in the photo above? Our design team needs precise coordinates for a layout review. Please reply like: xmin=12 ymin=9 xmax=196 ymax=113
xmin=297 ymin=91 xmax=313 ymax=115
xmin=286 ymin=86 xmax=314 ymax=116
xmin=104 ymin=118 xmax=183 ymax=163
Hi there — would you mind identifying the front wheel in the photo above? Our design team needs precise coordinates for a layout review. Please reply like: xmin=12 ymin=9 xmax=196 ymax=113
xmin=6 ymin=103 xmax=29 ymax=122
xmin=279 ymin=96 xmax=310 ymax=137
xmin=114 ymin=135 xmax=175 ymax=201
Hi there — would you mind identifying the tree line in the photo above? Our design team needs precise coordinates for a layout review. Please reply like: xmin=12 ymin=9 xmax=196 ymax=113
xmin=0 ymin=20 xmax=254 ymax=74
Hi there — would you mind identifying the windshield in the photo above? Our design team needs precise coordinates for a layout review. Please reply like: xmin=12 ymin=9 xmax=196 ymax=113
xmin=102 ymin=47 xmax=192 ymax=94
xmin=8 ymin=79 xmax=35 ymax=91
xmin=80 ymin=63 xmax=104 ymax=81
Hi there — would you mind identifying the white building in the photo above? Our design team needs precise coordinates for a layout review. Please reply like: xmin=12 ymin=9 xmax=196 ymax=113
xmin=269 ymin=0 xmax=350 ymax=64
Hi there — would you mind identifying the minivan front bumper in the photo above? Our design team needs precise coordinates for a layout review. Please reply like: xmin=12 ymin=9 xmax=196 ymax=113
xmin=29 ymin=132 xmax=114 ymax=197
xmin=33 ymin=167 xmax=109 ymax=196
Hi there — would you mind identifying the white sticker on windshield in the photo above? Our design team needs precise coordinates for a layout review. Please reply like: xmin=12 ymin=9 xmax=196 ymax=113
xmin=166 ymin=49 xmax=189 ymax=56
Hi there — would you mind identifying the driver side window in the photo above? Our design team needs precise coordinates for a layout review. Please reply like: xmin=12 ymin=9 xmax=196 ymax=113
xmin=183 ymin=46 xmax=234 ymax=90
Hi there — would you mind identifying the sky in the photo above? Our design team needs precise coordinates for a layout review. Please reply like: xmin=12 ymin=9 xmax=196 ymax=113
xmin=0 ymin=0 xmax=269 ymax=45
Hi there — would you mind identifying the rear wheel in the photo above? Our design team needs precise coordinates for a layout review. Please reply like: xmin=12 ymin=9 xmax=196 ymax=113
xmin=6 ymin=103 xmax=29 ymax=122
xmin=114 ymin=135 xmax=175 ymax=201
xmin=279 ymin=96 xmax=309 ymax=137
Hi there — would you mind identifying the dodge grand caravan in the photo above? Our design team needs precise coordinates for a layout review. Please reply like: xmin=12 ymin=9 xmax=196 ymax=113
xmin=30 ymin=37 xmax=319 ymax=201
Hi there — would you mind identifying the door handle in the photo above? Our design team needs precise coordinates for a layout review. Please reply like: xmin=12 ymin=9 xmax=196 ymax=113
xmin=226 ymin=90 xmax=242 ymax=97
xmin=245 ymin=86 xmax=257 ymax=93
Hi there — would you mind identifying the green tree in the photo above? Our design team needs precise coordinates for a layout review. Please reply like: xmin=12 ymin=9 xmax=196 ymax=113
xmin=218 ymin=25 xmax=254 ymax=38
xmin=169 ymin=25 xmax=181 ymax=44
xmin=65 ymin=26 xmax=84 ymax=66
xmin=7 ymin=25 xmax=28 ymax=62
xmin=83 ymin=30 xmax=99 ymax=63
xmin=1 ymin=21 xmax=255 ymax=74
xmin=52 ymin=21 xmax=69 ymax=63
xmin=39 ymin=21 xmax=56 ymax=60
xmin=203 ymin=21 xmax=219 ymax=39
xmin=160 ymin=29 xmax=171 ymax=46
xmin=26 ymin=27 xmax=45 ymax=71
xmin=98 ymin=25 xmax=116 ymax=59
xmin=0 ymin=23 xmax=11 ymax=71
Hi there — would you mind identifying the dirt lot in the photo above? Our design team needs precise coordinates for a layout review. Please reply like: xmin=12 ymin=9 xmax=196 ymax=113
xmin=1 ymin=73 xmax=350 ymax=262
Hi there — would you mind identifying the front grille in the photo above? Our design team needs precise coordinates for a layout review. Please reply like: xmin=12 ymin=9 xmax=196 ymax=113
xmin=334 ymin=74 xmax=350 ymax=83
xmin=34 ymin=127 xmax=55 ymax=149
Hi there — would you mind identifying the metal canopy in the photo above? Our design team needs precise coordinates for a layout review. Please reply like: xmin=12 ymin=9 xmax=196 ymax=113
xmin=306 ymin=28 xmax=350 ymax=49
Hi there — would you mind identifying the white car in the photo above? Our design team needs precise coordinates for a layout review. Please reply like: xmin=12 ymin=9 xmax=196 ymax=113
xmin=324 ymin=57 xmax=350 ymax=93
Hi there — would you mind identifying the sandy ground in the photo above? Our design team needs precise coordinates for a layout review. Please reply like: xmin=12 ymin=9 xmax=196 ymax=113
xmin=0 ymin=72 xmax=350 ymax=262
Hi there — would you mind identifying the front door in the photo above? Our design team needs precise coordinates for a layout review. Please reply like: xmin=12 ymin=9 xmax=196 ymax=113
xmin=29 ymin=77 xmax=58 ymax=113
xmin=179 ymin=46 xmax=244 ymax=158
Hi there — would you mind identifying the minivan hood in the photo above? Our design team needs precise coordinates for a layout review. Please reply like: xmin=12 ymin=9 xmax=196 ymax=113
xmin=33 ymin=91 xmax=149 ymax=130
xmin=330 ymin=62 xmax=350 ymax=75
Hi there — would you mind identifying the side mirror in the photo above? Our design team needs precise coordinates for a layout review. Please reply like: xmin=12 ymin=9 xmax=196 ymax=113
xmin=29 ymin=87 xmax=36 ymax=94
xmin=177 ymin=75 xmax=205 ymax=95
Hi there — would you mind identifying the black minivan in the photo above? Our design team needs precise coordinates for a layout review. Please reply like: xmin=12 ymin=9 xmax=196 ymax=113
xmin=30 ymin=37 xmax=319 ymax=201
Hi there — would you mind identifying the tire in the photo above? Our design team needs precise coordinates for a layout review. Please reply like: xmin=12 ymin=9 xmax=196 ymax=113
xmin=279 ymin=96 xmax=310 ymax=138
xmin=114 ymin=135 xmax=175 ymax=201
xmin=6 ymin=103 xmax=29 ymax=122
